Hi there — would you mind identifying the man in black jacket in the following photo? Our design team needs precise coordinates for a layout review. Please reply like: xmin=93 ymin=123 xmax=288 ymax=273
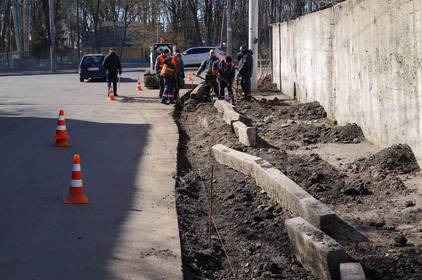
xmin=237 ymin=45 xmax=253 ymax=100
xmin=196 ymin=49 xmax=220 ymax=102
xmin=103 ymin=48 xmax=122 ymax=97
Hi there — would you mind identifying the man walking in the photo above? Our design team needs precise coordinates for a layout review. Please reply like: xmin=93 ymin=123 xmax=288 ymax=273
xmin=237 ymin=45 xmax=254 ymax=100
xmin=217 ymin=56 xmax=236 ymax=104
xmin=196 ymin=49 xmax=220 ymax=102
xmin=155 ymin=49 xmax=170 ymax=98
xmin=103 ymin=48 xmax=122 ymax=97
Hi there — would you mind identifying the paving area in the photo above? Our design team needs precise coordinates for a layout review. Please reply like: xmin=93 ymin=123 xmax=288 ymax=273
xmin=0 ymin=72 xmax=182 ymax=279
xmin=175 ymin=92 xmax=422 ymax=280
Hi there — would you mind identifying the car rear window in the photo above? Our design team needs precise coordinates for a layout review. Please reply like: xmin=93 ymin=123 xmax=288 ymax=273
xmin=82 ymin=56 xmax=104 ymax=67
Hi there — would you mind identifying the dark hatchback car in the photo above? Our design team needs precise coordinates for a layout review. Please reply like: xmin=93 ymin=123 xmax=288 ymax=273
xmin=79 ymin=54 xmax=106 ymax=82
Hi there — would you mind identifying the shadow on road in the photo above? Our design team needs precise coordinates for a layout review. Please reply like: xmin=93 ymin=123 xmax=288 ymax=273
xmin=0 ymin=116 xmax=166 ymax=279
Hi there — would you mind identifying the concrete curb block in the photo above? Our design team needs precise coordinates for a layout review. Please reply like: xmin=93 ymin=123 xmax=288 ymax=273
xmin=212 ymin=144 xmax=260 ymax=176
xmin=214 ymin=100 xmax=256 ymax=146
xmin=285 ymin=217 xmax=350 ymax=280
xmin=190 ymin=84 xmax=204 ymax=100
xmin=232 ymin=121 xmax=257 ymax=146
xmin=340 ymin=263 xmax=366 ymax=280
xmin=214 ymin=100 xmax=241 ymax=123
xmin=212 ymin=144 xmax=338 ymax=232
xmin=179 ymin=88 xmax=193 ymax=103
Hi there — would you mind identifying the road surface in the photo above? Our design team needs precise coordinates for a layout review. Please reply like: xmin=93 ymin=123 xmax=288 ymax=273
xmin=0 ymin=72 xmax=183 ymax=279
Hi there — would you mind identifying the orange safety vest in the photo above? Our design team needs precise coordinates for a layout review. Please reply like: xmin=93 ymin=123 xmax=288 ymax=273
xmin=161 ymin=57 xmax=177 ymax=77
xmin=157 ymin=54 xmax=166 ymax=71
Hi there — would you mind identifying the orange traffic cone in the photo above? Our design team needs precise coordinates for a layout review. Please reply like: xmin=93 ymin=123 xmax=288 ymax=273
xmin=108 ymin=86 xmax=115 ymax=101
xmin=64 ymin=154 xmax=89 ymax=204
xmin=54 ymin=109 xmax=70 ymax=147
xmin=187 ymin=73 xmax=193 ymax=81
xmin=136 ymin=78 xmax=143 ymax=93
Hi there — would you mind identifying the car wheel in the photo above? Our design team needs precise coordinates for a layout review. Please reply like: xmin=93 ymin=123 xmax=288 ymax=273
xmin=80 ymin=78 xmax=84 ymax=82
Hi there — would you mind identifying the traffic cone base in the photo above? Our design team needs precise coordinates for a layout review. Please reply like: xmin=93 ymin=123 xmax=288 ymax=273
xmin=136 ymin=78 xmax=142 ymax=92
xmin=108 ymin=86 xmax=115 ymax=101
xmin=54 ymin=138 xmax=70 ymax=147
xmin=64 ymin=187 xmax=88 ymax=204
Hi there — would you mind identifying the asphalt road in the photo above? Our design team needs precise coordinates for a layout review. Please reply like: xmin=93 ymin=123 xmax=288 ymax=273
xmin=0 ymin=72 xmax=183 ymax=279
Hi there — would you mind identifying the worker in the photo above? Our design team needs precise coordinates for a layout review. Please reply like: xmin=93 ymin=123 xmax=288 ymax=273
xmin=174 ymin=49 xmax=185 ymax=100
xmin=237 ymin=45 xmax=254 ymax=100
xmin=155 ymin=49 xmax=170 ymax=98
xmin=217 ymin=56 xmax=236 ymax=104
xmin=196 ymin=49 xmax=220 ymax=102
xmin=160 ymin=55 xmax=177 ymax=104
xmin=103 ymin=48 xmax=122 ymax=97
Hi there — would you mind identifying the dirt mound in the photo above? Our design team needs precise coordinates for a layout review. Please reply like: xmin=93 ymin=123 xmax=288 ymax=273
xmin=260 ymin=122 xmax=364 ymax=147
xmin=320 ymin=123 xmax=365 ymax=144
xmin=284 ymin=101 xmax=327 ymax=120
xmin=257 ymin=75 xmax=279 ymax=92
xmin=353 ymin=144 xmax=420 ymax=174
xmin=339 ymin=144 xmax=419 ymax=197
xmin=238 ymin=100 xmax=326 ymax=122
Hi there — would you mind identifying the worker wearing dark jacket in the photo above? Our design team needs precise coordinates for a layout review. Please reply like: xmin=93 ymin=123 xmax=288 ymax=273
xmin=196 ymin=49 xmax=220 ymax=102
xmin=217 ymin=56 xmax=236 ymax=104
xmin=103 ymin=48 xmax=122 ymax=97
xmin=155 ymin=49 xmax=170 ymax=98
xmin=174 ymin=49 xmax=185 ymax=100
xmin=237 ymin=46 xmax=253 ymax=100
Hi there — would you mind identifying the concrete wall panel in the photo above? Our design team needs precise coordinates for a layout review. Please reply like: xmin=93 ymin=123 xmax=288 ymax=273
xmin=272 ymin=0 xmax=422 ymax=164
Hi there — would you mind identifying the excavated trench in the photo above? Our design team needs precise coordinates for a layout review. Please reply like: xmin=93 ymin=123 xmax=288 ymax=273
xmin=174 ymin=94 xmax=422 ymax=280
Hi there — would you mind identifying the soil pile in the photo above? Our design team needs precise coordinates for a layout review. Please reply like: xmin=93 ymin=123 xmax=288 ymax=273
xmin=320 ymin=123 xmax=364 ymax=144
xmin=352 ymin=144 xmax=420 ymax=175
xmin=260 ymin=122 xmax=365 ymax=147
xmin=257 ymin=75 xmax=279 ymax=93
xmin=342 ymin=144 xmax=420 ymax=198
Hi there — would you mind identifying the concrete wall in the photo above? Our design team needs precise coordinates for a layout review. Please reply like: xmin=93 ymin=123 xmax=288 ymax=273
xmin=272 ymin=0 xmax=422 ymax=164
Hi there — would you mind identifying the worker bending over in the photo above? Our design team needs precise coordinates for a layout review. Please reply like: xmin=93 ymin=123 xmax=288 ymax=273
xmin=196 ymin=49 xmax=220 ymax=102
xmin=217 ymin=56 xmax=236 ymax=104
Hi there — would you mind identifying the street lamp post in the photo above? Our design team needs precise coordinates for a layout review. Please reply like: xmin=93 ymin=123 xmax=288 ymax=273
xmin=248 ymin=0 xmax=258 ymax=90
xmin=226 ymin=0 xmax=233 ymax=57
xmin=48 ymin=0 xmax=56 ymax=72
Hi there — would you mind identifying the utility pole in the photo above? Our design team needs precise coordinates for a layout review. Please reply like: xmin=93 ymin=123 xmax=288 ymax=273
xmin=219 ymin=4 xmax=226 ymax=49
xmin=76 ymin=0 xmax=80 ymax=60
xmin=248 ymin=0 xmax=258 ymax=90
xmin=48 ymin=0 xmax=56 ymax=72
xmin=226 ymin=0 xmax=233 ymax=57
